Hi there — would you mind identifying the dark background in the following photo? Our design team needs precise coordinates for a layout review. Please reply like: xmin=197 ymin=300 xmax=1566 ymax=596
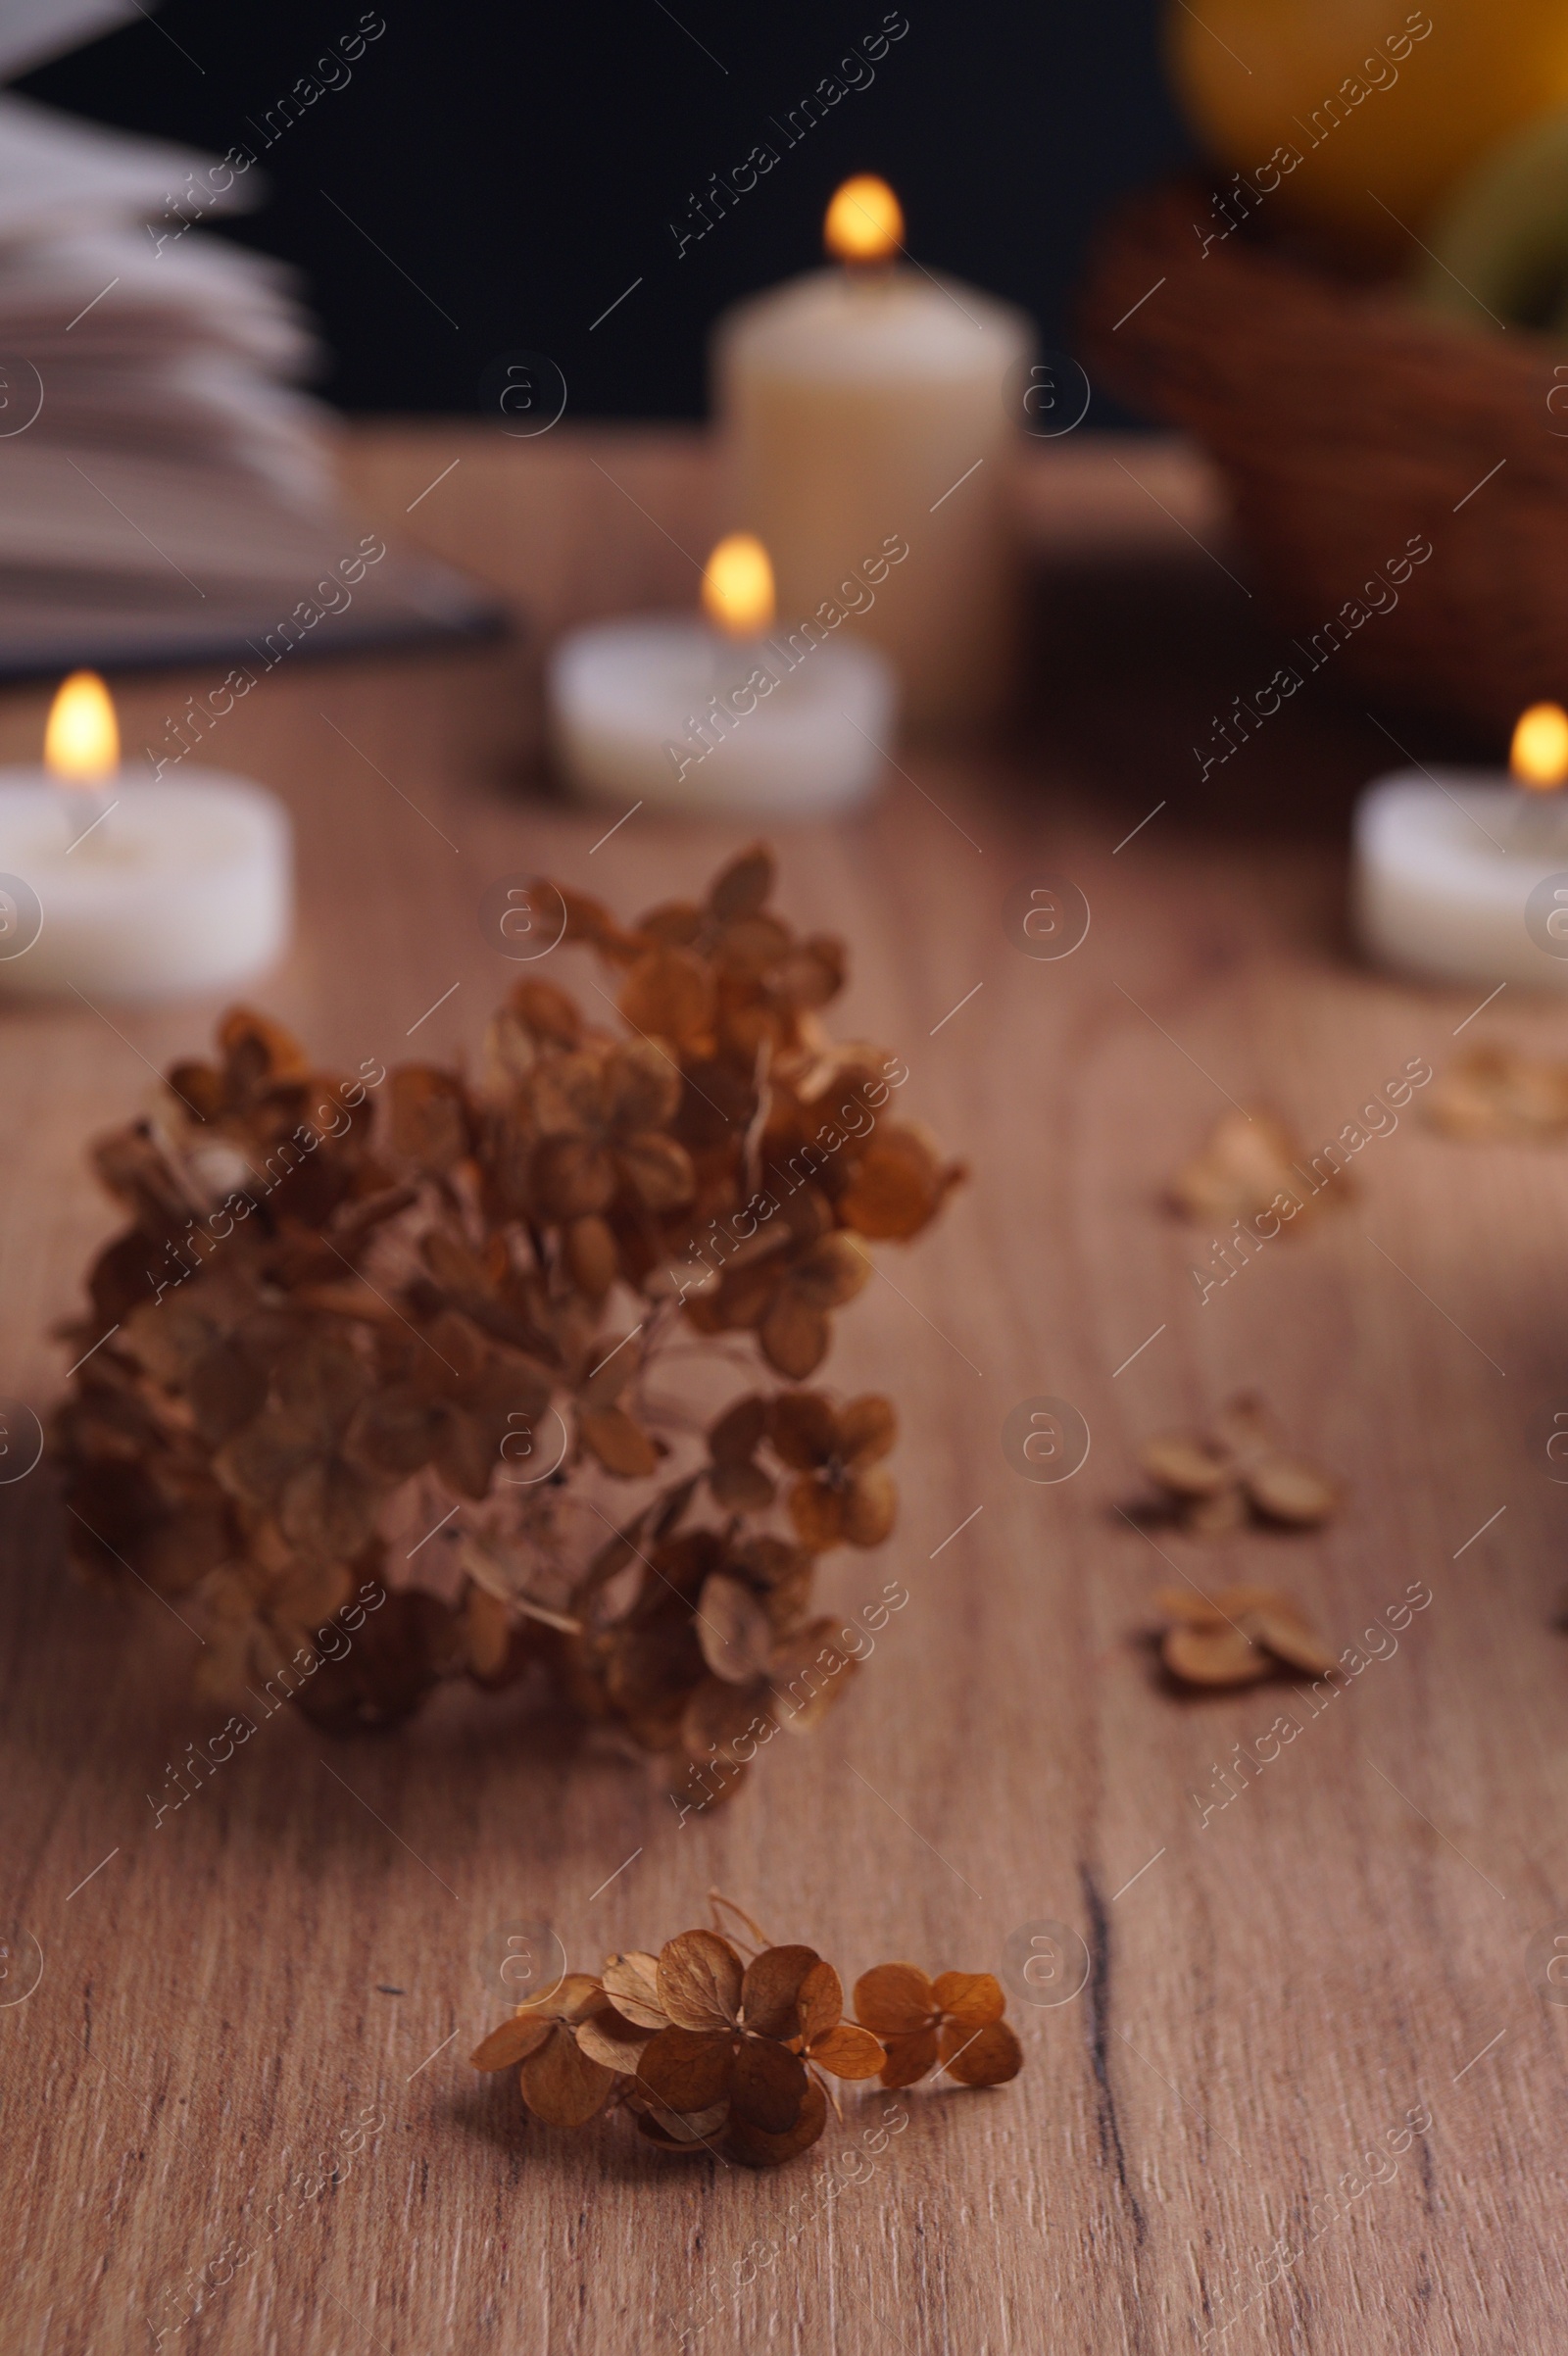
xmin=21 ymin=0 xmax=1194 ymax=419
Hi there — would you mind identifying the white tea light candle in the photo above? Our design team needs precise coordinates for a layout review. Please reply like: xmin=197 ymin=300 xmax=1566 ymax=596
xmin=1353 ymin=704 xmax=1568 ymax=989
xmin=713 ymin=175 xmax=1033 ymax=730
xmin=549 ymin=531 xmax=896 ymax=815
xmin=0 ymin=672 xmax=291 ymax=1003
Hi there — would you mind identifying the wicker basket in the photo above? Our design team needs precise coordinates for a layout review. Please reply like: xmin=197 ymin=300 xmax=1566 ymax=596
xmin=1080 ymin=180 xmax=1568 ymax=737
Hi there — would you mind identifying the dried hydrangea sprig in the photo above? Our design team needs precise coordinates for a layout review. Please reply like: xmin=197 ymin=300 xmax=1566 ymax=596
xmin=1426 ymin=1045 xmax=1568 ymax=1141
xmin=1138 ymin=1393 xmax=1340 ymax=1539
xmin=52 ymin=847 xmax=960 ymax=1795
xmin=470 ymin=1892 xmax=1022 ymax=2168
xmin=1155 ymin=1584 xmax=1338 ymax=1687
xmin=1169 ymin=1109 xmax=1346 ymax=1232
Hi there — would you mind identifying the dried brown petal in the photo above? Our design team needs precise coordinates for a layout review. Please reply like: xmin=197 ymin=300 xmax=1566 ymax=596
xmin=940 ymin=2017 xmax=1022 ymax=2086
xmin=618 ymin=946 xmax=714 ymax=1050
xmin=838 ymin=1393 xmax=897 ymax=1466
xmin=769 ymin=1390 xmax=838 ymax=1470
xmin=579 ymin=1404 xmax=660 ymax=1479
xmin=730 ymin=2037 xmax=807 ymax=2135
xmin=875 ymin=2028 xmax=941 ymax=2089
xmin=462 ymin=1584 xmax=513 ymax=1681
xmin=1239 ymin=1605 xmax=1338 ymax=1676
xmin=511 ymin=976 xmax=584 ymax=1048
xmin=795 ymin=1957 xmax=844 ymax=2045
xmin=633 ymin=2096 xmax=730 ymax=2149
xmin=809 ymin=2024 xmax=886 ymax=2079
xmin=1179 ymin=1486 xmax=1250 ymax=1540
xmin=740 ymin=1945 xmax=819 ymax=2040
xmin=1140 ymin=1432 xmax=1234 ymax=1497
xmin=470 ymin=2014 xmax=552 ymax=2070
xmin=840 ymin=1464 xmax=896 ymax=1547
xmin=854 ymin=1962 xmax=935 ymax=2037
xmin=636 ymin=2025 xmax=734 ymax=2111
xmin=710 ymin=1460 xmax=775 ymax=1512
xmin=1161 ymin=1622 xmax=1271 ymax=1687
xmin=696 ymin=1574 xmax=775 ymax=1684
xmin=766 ymin=1621 xmax=857 ymax=1733
xmin=709 ymin=1394 xmax=768 ymax=1464
xmin=564 ymin=1214 xmax=617 ymax=1298
xmin=931 ymin=1971 xmax=1004 ymax=2028
xmin=601 ymin=1951 xmax=666 ymax=2032
xmin=759 ymin=1289 xmax=830 ymax=1380
xmin=657 ymin=1930 xmax=744 ymax=2031
xmin=519 ymin=2027 xmax=617 ymax=2126
xmin=390 ymin=1065 xmax=469 ymax=1172
xmin=1243 ymin=1455 xmax=1339 ymax=1526
xmin=837 ymin=1127 xmax=959 ymax=1241
xmin=573 ymin=2006 xmax=656 ymax=2072
xmin=709 ymin=843 xmax=774 ymax=923
xmin=726 ymin=2073 xmax=827 ymax=2170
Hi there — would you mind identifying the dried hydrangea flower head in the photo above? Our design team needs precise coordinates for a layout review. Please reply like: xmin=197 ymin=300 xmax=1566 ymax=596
xmin=469 ymin=1893 xmax=1023 ymax=2170
xmin=53 ymin=847 xmax=959 ymax=1797
xmin=1426 ymin=1045 xmax=1568 ymax=1142
xmin=1138 ymin=1393 xmax=1340 ymax=1540
xmin=1169 ymin=1108 xmax=1347 ymax=1230
xmin=1154 ymin=1584 xmax=1338 ymax=1687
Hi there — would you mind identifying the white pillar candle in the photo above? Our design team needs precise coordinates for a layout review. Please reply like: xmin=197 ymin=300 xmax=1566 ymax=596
xmin=1353 ymin=704 xmax=1568 ymax=990
xmin=549 ymin=532 xmax=896 ymax=815
xmin=712 ymin=175 xmax=1033 ymax=732
xmin=0 ymin=673 xmax=292 ymax=1003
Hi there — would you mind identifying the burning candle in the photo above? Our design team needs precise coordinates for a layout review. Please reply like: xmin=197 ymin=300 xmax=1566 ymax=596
xmin=712 ymin=174 xmax=1033 ymax=731
xmin=0 ymin=672 xmax=292 ymax=1003
xmin=548 ymin=530 xmax=896 ymax=815
xmin=1353 ymin=704 xmax=1568 ymax=989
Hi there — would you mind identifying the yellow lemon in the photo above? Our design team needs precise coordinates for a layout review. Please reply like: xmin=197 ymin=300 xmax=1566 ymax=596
xmin=1166 ymin=0 xmax=1568 ymax=258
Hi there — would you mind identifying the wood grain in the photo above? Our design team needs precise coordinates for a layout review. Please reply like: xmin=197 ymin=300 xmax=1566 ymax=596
xmin=0 ymin=424 xmax=1561 ymax=2356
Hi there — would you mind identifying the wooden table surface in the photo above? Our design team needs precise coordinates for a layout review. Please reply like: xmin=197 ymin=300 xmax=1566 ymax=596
xmin=2 ymin=424 xmax=1563 ymax=2356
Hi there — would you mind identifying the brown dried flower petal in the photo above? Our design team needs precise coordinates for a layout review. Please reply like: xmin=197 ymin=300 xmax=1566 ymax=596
xmin=931 ymin=1971 xmax=1004 ymax=2028
xmin=657 ymin=1930 xmax=744 ymax=2031
xmin=726 ymin=2073 xmax=827 ymax=2170
xmin=1140 ymin=1432 xmax=1233 ymax=1498
xmin=1243 ymin=1454 xmax=1339 ymax=1526
xmin=469 ymin=2013 xmax=553 ymax=2071
xmin=1179 ymin=1486 xmax=1250 ymax=1540
xmin=1238 ymin=1605 xmax=1339 ymax=1676
xmin=794 ymin=1956 xmax=845 ymax=2047
xmin=1161 ymin=1621 xmax=1274 ymax=1687
xmin=637 ymin=2026 xmax=734 ymax=2112
xmin=519 ymin=2028 xmax=617 ymax=2127
xmin=730 ymin=2037 xmax=807 ymax=2135
xmin=809 ymin=2023 xmax=886 ymax=2079
xmin=696 ymin=1575 xmax=775 ymax=1685
xmin=739 ymin=1944 xmax=820 ymax=2040
xmin=579 ymin=1404 xmax=660 ymax=1479
xmin=854 ymin=1962 xmax=935 ymax=2037
xmin=601 ymin=1951 xmax=667 ymax=2033
xmin=940 ymin=2017 xmax=1023 ymax=2086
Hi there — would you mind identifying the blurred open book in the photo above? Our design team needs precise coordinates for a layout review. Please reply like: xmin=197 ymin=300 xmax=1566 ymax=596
xmin=0 ymin=0 xmax=500 ymax=679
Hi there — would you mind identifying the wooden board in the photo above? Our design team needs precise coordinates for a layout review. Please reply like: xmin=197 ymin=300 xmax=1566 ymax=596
xmin=1 ymin=424 xmax=1562 ymax=2356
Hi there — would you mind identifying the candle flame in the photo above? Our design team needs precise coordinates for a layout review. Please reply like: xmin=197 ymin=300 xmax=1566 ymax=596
xmin=1511 ymin=702 xmax=1568 ymax=789
xmin=824 ymin=174 xmax=903 ymax=265
xmin=44 ymin=670 xmax=119 ymax=786
xmin=701 ymin=533 xmax=775 ymax=638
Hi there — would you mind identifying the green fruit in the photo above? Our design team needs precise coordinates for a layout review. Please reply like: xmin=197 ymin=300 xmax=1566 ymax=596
xmin=1413 ymin=105 xmax=1568 ymax=334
